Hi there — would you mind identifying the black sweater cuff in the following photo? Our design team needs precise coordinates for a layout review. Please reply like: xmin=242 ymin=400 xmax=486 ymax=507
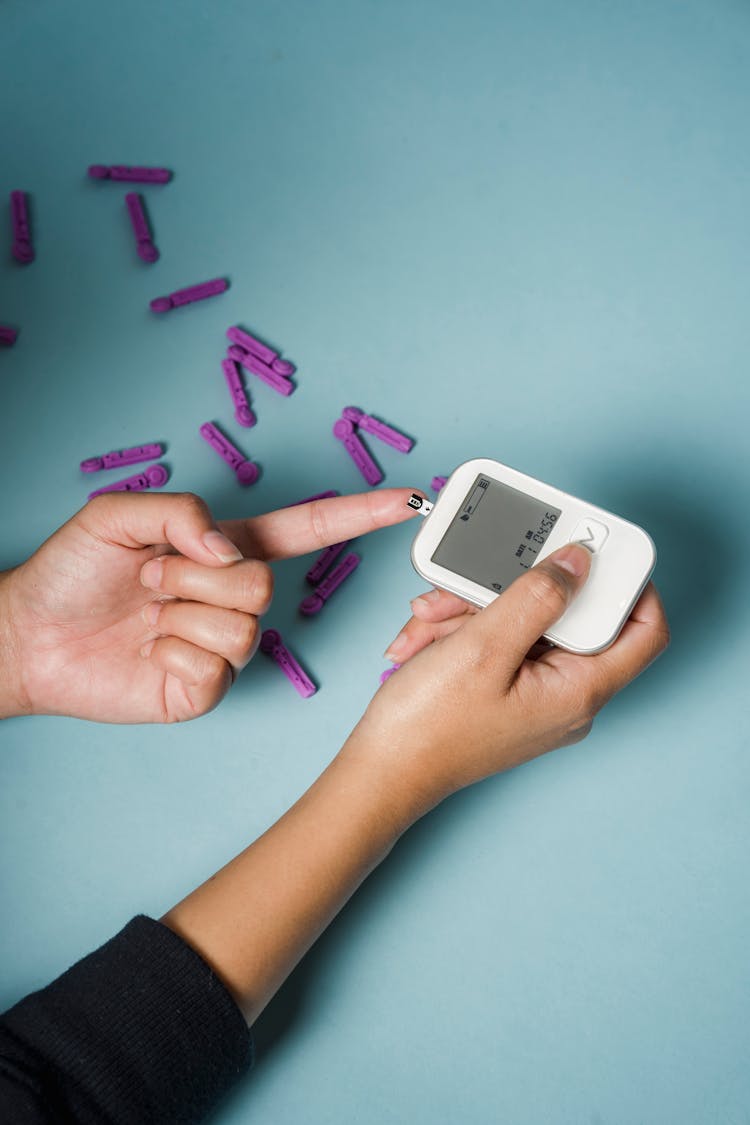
xmin=0 ymin=915 xmax=253 ymax=1124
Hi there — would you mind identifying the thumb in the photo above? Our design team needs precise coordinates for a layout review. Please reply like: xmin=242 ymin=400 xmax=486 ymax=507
xmin=469 ymin=542 xmax=592 ymax=680
xmin=80 ymin=491 xmax=243 ymax=567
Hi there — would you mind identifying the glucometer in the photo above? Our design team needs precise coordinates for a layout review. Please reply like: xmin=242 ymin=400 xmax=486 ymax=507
xmin=409 ymin=458 xmax=656 ymax=655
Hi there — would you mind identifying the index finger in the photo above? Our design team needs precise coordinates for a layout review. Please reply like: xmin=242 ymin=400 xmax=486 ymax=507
xmin=218 ymin=488 xmax=423 ymax=561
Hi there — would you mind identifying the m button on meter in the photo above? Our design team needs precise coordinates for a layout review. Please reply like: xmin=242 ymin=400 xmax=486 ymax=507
xmin=570 ymin=518 xmax=609 ymax=553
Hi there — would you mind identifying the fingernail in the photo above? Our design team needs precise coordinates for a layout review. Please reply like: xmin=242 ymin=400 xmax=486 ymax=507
xmin=142 ymin=601 xmax=162 ymax=628
xmin=410 ymin=596 xmax=429 ymax=612
xmin=140 ymin=559 xmax=163 ymax=589
xmin=203 ymin=530 xmax=243 ymax=563
xmin=551 ymin=543 xmax=591 ymax=579
xmin=140 ymin=639 xmax=155 ymax=658
xmin=384 ymin=631 xmax=408 ymax=660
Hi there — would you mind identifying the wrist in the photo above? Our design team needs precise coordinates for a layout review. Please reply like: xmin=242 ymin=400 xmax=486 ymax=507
xmin=0 ymin=568 xmax=31 ymax=719
xmin=337 ymin=719 xmax=446 ymax=837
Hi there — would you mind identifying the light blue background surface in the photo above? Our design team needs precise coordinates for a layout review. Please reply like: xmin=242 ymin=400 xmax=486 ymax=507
xmin=2 ymin=1 xmax=750 ymax=1121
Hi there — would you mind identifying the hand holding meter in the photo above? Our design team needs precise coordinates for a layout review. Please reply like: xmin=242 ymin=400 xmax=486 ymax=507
xmin=409 ymin=458 xmax=656 ymax=654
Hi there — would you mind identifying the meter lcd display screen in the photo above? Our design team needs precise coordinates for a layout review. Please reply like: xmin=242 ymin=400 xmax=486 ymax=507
xmin=431 ymin=475 xmax=562 ymax=594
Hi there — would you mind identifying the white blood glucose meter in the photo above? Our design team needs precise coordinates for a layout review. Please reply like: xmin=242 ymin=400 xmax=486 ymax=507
xmin=409 ymin=458 xmax=656 ymax=655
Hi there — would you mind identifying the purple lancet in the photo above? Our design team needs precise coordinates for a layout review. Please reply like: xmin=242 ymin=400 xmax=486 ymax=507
xmin=342 ymin=406 xmax=413 ymax=453
xmin=260 ymin=629 xmax=317 ymax=698
xmin=150 ymin=278 xmax=228 ymax=313
xmin=226 ymin=326 xmax=296 ymax=376
xmin=0 ymin=326 xmax=18 ymax=347
xmin=380 ymin=664 xmax=401 ymax=683
xmin=80 ymin=442 xmax=164 ymax=473
xmin=431 ymin=475 xmax=448 ymax=492
xmin=332 ymin=418 xmax=383 ymax=486
xmin=88 ymin=463 xmax=168 ymax=500
xmin=284 ymin=490 xmax=340 ymax=507
xmin=199 ymin=421 xmax=259 ymax=485
xmin=305 ymin=540 xmax=351 ymax=586
xmin=125 ymin=193 xmax=159 ymax=263
xmin=88 ymin=165 xmax=172 ymax=183
xmin=10 ymin=191 xmax=34 ymax=264
xmin=227 ymin=345 xmax=294 ymax=397
xmin=299 ymin=552 xmax=361 ymax=616
xmin=221 ymin=359 xmax=256 ymax=427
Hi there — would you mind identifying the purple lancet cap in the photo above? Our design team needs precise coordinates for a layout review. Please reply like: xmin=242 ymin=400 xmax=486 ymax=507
xmin=380 ymin=664 xmax=401 ymax=683
xmin=125 ymin=193 xmax=159 ymax=263
xmin=305 ymin=540 xmax=351 ymax=586
xmin=80 ymin=442 xmax=164 ymax=473
xmin=260 ymin=628 xmax=317 ymax=698
xmin=271 ymin=357 xmax=295 ymax=377
xmin=150 ymin=278 xmax=228 ymax=313
xmin=88 ymin=165 xmax=172 ymax=183
xmin=342 ymin=406 xmax=413 ymax=453
xmin=227 ymin=345 xmax=294 ymax=397
xmin=199 ymin=421 xmax=259 ymax=485
xmin=87 ymin=463 xmax=168 ymax=500
xmin=431 ymin=475 xmax=448 ymax=492
xmin=0 ymin=326 xmax=18 ymax=347
xmin=299 ymin=552 xmax=361 ymax=616
xmin=285 ymin=490 xmax=340 ymax=507
xmin=332 ymin=418 xmax=383 ymax=486
xmin=221 ymin=358 xmax=256 ymax=427
xmin=10 ymin=191 xmax=34 ymax=264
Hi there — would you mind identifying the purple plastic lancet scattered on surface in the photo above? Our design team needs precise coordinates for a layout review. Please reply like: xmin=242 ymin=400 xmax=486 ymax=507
xmin=125 ymin=193 xmax=159 ymax=263
xmin=332 ymin=418 xmax=383 ymax=486
xmin=80 ymin=442 xmax=164 ymax=473
xmin=431 ymin=475 xmax=448 ymax=492
xmin=260 ymin=628 xmax=317 ymax=699
xmin=380 ymin=664 xmax=401 ymax=684
xmin=88 ymin=165 xmax=172 ymax=184
xmin=226 ymin=326 xmax=297 ymax=377
xmin=221 ymin=359 xmax=256 ymax=427
xmin=0 ymin=326 xmax=18 ymax=347
xmin=10 ymin=191 xmax=34 ymax=264
xmin=88 ymin=463 xmax=168 ymax=500
xmin=305 ymin=540 xmax=351 ymax=586
xmin=299 ymin=552 xmax=361 ymax=616
xmin=150 ymin=278 xmax=228 ymax=313
xmin=342 ymin=407 xmax=413 ymax=453
xmin=199 ymin=421 xmax=259 ymax=485
xmin=227 ymin=345 xmax=294 ymax=397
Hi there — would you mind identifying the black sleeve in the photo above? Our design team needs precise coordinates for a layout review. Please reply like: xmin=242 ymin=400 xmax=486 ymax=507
xmin=0 ymin=915 xmax=253 ymax=1125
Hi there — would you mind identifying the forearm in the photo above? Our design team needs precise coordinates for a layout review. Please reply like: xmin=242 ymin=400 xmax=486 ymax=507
xmin=161 ymin=731 xmax=429 ymax=1025
xmin=0 ymin=568 xmax=29 ymax=720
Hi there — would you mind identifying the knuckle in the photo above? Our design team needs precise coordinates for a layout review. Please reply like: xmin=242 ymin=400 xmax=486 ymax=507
xmin=227 ymin=614 xmax=258 ymax=657
xmin=239 ymin=562 xmax=273 ymax=610
xmin=200 ymin=648 xmax=227 ymax=683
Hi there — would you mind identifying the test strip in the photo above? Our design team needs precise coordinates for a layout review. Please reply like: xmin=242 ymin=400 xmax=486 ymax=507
xmin=305 ymin=540 xmax=351 ymax=586
xmin=199 ymin=421 xmax=259 ymax=485
xmin=332 ymin=418 xmax=383 ymax=486
xmin=221 ymin=358 xmax=256 ymax=427
xmin=299 ymin=553 xmax=361 ymax=616
xmin=227 ymin=345 xmax=294 ymax=396
xmin=151 ymin=278 xmax=228 ymax=313
xmin=260 ymin=628 xmax=317 ymax=698
xmin=88 ymin=463 xmax=168 ymax=499
xmin=0 ymin=326 xmax=18 ymax=347
xmin=125 ymin=193 xmax=159 ymax=263
xmin=10 ymin=191 xmax=34 ymax=264
xmin=88 ymin=165 xmax=172 ymax=183
xmin=342 ymin=406 xmax=413 ymax=453
xmin=80 ymin=442 xmax=164 ymax=473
